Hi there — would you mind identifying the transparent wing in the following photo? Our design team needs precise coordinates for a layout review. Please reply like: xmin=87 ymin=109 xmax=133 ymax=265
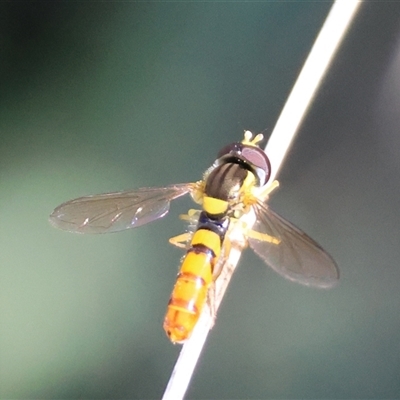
xmin=248 ymin=201 xmax=339 ymax=288
xmin=49 ymin=183 xmax=193 ymax=234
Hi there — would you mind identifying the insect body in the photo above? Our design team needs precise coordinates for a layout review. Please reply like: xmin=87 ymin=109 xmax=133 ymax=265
xmin=164 ymin=159 xmax=257 ymax=342
xmin=50 ymin=131 xmax=339 ymax=343
xmin=163 ymin=211 xmax=229 ymax=342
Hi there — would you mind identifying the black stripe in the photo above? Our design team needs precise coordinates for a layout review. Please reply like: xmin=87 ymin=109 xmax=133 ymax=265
xmin=189 ymin=243 xmax=216 ymax=259
xmin=205 ymin=163 xmax=232 ymax=199
xmin=168 ymin=296 xmax=199 ymax=313
xmin=176 ymin=271 xmax=207 ymax=287
xmin=205 ymin=163 xmax=248 ymax=201
xmin=198 ymin=212 xmax=230 ymax=239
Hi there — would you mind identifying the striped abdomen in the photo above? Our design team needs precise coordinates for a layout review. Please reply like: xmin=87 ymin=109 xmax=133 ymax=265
xmin=163 ymin=213 xmax=229 ymax=343
xmin=164 ymin=162 xmax=252 ymax=342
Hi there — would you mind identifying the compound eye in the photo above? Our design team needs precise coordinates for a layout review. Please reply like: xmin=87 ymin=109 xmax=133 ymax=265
xmin=241 ymin=146 xmax=271 ymax=185
xmin=217 ymin=142 xmax=242 ymax=158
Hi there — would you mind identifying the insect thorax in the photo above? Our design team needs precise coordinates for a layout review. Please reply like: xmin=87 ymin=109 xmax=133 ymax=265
xmin=198 ymin=132 xmax=271 ymax=219
xmin=201 ymin=162 xmax=256 ymax=218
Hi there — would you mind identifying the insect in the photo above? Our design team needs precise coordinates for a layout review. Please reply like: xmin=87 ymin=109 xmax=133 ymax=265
xmin=50 ymin=131 xmax=339 ymax=343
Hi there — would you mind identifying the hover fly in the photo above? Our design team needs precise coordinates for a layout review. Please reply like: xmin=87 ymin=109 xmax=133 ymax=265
xmin=50 ymin=131 xmax=339 ymax=343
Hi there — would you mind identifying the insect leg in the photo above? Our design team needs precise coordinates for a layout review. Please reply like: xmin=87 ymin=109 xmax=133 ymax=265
xmin=169 ymin=233 xmax=192 ymax=249
xmin=230 ymin=215 xmax=280 ymax=245
xmin=246 ymin=229 xmax=280 ymax=244
xmin=258 ymin=180 xmax=280 ymax=198
xmin=178 ymin=209 xmax=201 ymax=222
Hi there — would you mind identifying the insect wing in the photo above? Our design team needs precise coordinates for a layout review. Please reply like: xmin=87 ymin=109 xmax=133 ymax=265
xmin=248 ymin=202 xmax=339 ymax=288
xmin=50 ymin=183 xmax=192 ymax=234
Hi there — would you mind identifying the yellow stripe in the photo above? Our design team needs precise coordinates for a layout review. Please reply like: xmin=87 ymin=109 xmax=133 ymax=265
xmin=203 ymin=196 xmax=228 ymax=215
xmin=180 ymin=252 xmax=213 ymax=284
xmin=191 ymin=229 xmax=221 ymax=257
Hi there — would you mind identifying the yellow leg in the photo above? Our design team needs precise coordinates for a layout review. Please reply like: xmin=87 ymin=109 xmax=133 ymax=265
xmin=238 ymin=180 xmax=280 ymax=217
xmin=171 ymin=209 xmax=201 ymax=248
xmin=179 ymin=209 xmax=201 ymax=222
xmin=169 ymin=232 xmax=192 ymax=249
xmin=246 ymin=229 xmax=280 ymax=245
xmin=258 ymin=180 xmax=279 ymax=199
xmin=230 ymin=216 xmax=280 ymax=245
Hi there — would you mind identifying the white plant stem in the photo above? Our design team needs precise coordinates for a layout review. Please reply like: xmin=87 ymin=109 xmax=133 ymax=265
xmin=162 ymin=1 xmax=361 ymax=399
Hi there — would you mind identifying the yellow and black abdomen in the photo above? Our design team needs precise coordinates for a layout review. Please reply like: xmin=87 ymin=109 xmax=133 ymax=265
xmin=163 ymin=213 xmax=229 ymax=343
xmin=164 ymin=161 xmax=254 ymax=343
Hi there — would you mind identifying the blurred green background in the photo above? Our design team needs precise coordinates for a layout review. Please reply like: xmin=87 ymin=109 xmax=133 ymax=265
xmin=1 ymin=2 xmax=400 ymax=399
